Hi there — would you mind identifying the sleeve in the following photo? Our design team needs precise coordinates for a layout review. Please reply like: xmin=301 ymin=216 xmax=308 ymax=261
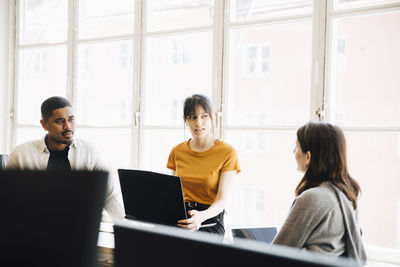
xmin=166 ymin=148 xmax=176 ymax=171
xmin=221 ymin=148 xmax=241 ymax=174
xmin=5 ymin=149 xmax=20 ymax=170
xmin=88 ymin=142 xmax=125 ymax=222
xmin=104 ymin=188 xmax=125 ymax=222
xmin=272 ymin=190 xmax=331 ymax=248
xmin=103 ymin=168 xmax=125 ymax=222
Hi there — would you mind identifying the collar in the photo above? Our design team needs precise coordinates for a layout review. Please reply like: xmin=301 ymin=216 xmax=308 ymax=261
xmin=40 ymin=135 xmax=77 ymax=153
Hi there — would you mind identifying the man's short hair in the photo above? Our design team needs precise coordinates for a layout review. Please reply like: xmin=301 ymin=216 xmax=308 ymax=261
xmin=41 ymin=96 xmax=72 ymax=121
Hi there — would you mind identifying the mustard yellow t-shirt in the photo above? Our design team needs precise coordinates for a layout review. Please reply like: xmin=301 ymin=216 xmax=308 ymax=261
xmin=166 ymin=139 xmax=241 ymax=205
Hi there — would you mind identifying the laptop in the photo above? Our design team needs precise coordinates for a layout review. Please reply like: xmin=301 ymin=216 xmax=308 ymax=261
xmin=232 ymin=227 xmax=278 ymax=245
xmin=118 ymin=169 xmax=188 ymax=226
xmin=0 ymin=170 xmax=108 ymax=267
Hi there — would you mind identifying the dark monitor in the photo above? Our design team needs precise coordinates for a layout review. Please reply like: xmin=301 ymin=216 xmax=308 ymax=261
xmin=114 ymin=220 xmax=360 ymax=267
xmin=0 ymin=170 xmax=108 ymax=267
xmin=232 ymin=227 xmax=277 ymax=245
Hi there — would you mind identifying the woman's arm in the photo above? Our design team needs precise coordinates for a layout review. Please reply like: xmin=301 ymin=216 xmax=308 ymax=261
xmin=272 ymin=188 xmax=332 ymax=248
xmin=177 ymin=170 xmax=237 ymax=231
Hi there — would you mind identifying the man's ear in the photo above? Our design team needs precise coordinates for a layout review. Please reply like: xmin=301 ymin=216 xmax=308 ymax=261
xmin=40 ymin=119 xmax=48 ymax=131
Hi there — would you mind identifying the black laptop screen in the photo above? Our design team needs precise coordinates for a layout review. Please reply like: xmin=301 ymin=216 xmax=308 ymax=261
xmin=118 ymin=169 xmax=187 ymax=225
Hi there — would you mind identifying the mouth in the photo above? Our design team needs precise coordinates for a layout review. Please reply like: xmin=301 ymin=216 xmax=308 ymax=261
xmin=62 ymin=131 xmax=73 ymax=138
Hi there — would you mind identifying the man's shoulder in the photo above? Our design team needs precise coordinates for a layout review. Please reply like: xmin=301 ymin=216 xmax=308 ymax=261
xmin=73 ymin=138 xmax=96 ymax=150
xmin=11 ymin=139 xmax=44 ymax=154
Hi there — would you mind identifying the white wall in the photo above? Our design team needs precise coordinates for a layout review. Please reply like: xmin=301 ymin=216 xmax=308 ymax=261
xmin=0 ymin=0 xmax=11 ymax=154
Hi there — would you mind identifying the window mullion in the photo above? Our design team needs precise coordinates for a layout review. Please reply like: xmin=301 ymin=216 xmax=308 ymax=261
xmin=134 ymin=0 xmax=144 ymax=169
xmin=216 ymin=0 xmax=229 ymax=140
xmin=6 ymin=0 xmax=20 ymax=152
xmin=67 ymin=0 xmax=76 ymax=104
xmin=310 ymin=0 xmax=328 ymax=122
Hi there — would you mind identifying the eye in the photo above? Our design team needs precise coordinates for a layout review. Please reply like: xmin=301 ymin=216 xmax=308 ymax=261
xmin=187 ymin=115 xmax=196 ymax=120
xmin=201 ymin=114 xmax=209 ymax=119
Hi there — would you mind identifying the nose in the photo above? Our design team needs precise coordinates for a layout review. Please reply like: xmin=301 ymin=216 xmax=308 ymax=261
xmin=64 ymin=121 xmax=71 ymax=130
xmin=195 ymin=117 xmax=202 ymax=127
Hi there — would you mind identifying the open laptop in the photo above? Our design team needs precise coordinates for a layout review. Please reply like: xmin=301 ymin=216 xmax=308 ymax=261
xmin=232 ymin=227 xmax=278 ymax=245
xmin=0 ymin=170 xmax=108 ymax=267
xmin=118 ymin=169 xmax=188 ymax=226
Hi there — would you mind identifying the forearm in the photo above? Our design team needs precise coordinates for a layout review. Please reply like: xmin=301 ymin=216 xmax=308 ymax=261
xmin=197 ymin=198 xmax=226 ymax=222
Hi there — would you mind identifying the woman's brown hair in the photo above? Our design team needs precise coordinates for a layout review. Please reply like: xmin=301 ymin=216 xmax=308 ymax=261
xmin=183 ymin=94 xmax=213 ymax=121
xmin=295 ymin=122 xmax=361 ymax=209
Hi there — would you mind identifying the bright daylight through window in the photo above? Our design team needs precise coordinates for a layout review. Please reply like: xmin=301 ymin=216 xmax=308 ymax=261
xmin=10 ymin=0 xmax=400 ymax=262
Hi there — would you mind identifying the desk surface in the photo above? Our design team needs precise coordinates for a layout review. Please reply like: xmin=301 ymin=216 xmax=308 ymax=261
xmin=96 ymin=220 xmax=163 ymax=267
xmin=97 ymin=223 xmax=115 ymax=267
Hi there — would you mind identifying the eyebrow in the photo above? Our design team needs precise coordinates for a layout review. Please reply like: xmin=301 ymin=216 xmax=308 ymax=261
xmin=54 ymin=116 xmax=74 ymax=121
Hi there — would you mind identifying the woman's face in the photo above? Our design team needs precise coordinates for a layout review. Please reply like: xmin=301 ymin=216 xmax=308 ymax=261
xmin=293 ymin=139 xmax=310 ymax=172
xmin=185 ymin=105 xmax=213 ymax=138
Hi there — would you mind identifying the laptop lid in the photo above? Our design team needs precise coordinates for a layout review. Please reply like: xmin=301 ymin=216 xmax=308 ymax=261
xmin=0 ymin=170 xmax=108 ymax=267
xmin=118 ymin=169 xmax=187 ymax=226
xmin=232 ymin=227 xmax=278 ymax=245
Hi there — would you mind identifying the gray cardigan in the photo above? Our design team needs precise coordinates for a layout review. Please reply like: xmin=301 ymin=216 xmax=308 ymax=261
xmin=272 ymin=182 xmax=366 ymax=265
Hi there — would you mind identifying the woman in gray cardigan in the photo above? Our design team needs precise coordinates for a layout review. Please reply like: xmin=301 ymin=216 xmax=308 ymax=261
xmin=272 ymin=122 xmax=366 ymax=265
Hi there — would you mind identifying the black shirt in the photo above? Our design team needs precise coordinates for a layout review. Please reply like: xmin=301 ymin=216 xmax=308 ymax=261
xmin=47 ymin=146 xmax=72 ymax=172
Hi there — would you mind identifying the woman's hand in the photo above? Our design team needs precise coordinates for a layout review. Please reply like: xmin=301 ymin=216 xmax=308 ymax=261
xmin=177 ymin=210 xmax=204 ymax=231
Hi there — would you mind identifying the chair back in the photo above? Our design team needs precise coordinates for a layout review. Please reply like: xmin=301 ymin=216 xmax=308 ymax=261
xmin=0 ymin=154 xmax=8 ymax=170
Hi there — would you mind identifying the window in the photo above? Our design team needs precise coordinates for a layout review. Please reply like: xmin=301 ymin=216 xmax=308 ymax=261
xmin=8 ymin=0 xmax=400 ymax=262
xmin=243 ymin=44 xmax=270 ymax=76
xmin=328 ymin=8 xmax=400 ymax=249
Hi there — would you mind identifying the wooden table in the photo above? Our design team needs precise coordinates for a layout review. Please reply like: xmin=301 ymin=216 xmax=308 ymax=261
xmin=97 ymin=229 xmax=115 ymax=267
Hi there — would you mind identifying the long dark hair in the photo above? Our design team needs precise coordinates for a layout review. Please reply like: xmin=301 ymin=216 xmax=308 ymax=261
xmin=295 ymin=122 xmax=361 ymax=209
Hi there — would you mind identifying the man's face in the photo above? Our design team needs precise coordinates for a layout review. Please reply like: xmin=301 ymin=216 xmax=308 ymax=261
xmin=40 ymin=106 xmax=75 ymax=146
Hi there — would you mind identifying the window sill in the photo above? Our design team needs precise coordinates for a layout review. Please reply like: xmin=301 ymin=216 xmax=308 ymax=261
xmin=366 ymin=245 xmax=400 ymax=266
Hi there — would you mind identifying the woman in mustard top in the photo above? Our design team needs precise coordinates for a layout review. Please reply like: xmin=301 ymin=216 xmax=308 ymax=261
xmin=167 ymin=94 xmax=241 ymax=235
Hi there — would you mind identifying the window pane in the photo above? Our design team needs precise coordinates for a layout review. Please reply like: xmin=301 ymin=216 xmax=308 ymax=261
xmin=78 ymin=128 xmax=133 ymax=179
xmin=77 ymin=40 xmax=133 ymax=126
xmin=79 ymin=0 xmax=134 ymax=39
xmin=17 ymin=46 xmax=67 ymax=124
xmin=144 ymin=32 xmax=212 ymax=126
xmin=15 ymin=127 xmax=45 ymax=146
xmin=230 ymin=0 xmax=313 ymax=23
xmin=329 ymin=12 xmax=400 ymax=127
xmin=227 ymin=21 xmax=312 ymax=126
xmin=147 ymin=0 xmax=213 ymax=32
xmin=19 ymin=0 xmax=67 ymax=44
xmin=225 ymin=131 xmax=299 ymax=227
xmin=333 ymin=0 xmax=400 ymax=10
xmin=345 ymin=131 xmax=400 ymax=248
xmin=141 ymin=129 xmax=189 ymax=174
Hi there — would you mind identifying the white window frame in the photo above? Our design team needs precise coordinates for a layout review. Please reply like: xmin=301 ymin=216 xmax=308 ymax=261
xmin=2 ymin=0 xmax=400 ymax=264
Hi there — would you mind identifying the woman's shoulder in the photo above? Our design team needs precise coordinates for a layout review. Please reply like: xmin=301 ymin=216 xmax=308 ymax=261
xmin=297 ymin=183 xmax=338 ymax=208
xmin=215 ymin=140 xmax=237 ymax=153
xmin=170 ymin=140 xmax=189 ymax=152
